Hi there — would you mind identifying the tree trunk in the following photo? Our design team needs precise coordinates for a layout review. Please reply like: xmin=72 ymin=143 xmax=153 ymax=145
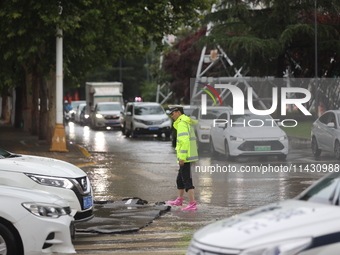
xmin=46 ymin=70 xmax=56 ymax=145
xmin=22 ymin=67 xmax=32 ymax=133
xmin=276 ymin=54 xmax=285 ymax=118
xmin=31 ymin=62 xmax=40 ymax=136
xmin=39 ymin=75 xmax=48 ymax=140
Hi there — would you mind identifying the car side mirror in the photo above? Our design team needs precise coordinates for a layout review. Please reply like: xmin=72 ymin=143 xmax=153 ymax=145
xmin=327 ymin=122 xmax=335 ymax=128
xmin=191 ymin=116 xmax=197 ymax=120
xmin=217 ymin=123 xmax=227 ymax=129
xmin=277 ymin=121 xmax=282 ymax=127
xmin=166 ymin=110 xmax=171 ymax=115
xmin=127 ymin=111 xmax=132 ymax=116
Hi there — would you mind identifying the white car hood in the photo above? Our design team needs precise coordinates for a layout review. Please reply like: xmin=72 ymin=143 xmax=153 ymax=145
xmin=230 ymin=126 xmax=286 ymax=139
xmin=134 ymin=114 xmax=168 ymax=120
xmin=193 ymin=199 xmax=340 ymax=250
xmin=98 ymin=110 xmax=121 ymax=115
xmin=0 ymin=155 xmax=86 ymax=177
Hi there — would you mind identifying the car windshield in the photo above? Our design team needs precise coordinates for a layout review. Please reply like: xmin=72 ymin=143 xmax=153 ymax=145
xmin=98 ymin=104 xmax=122 ymax=111
xmin=298 ymin=172 xmax=340 ymax=205
xmin=184 ymin=108 xmax=196 ymax=116
xmin=134 ymin=105 xmax=164 ymax=115
xmin=71 ymin=101 xmax=85 ymax=109
xmin=230 ymin=114 xmax=276 ymax=127
xmin=200 ymin=109 xmax=228 ymax=120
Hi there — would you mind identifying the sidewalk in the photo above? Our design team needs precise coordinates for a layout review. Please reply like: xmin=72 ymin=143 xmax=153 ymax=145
xmin=0 ymin=120 xmax=91 ymax=167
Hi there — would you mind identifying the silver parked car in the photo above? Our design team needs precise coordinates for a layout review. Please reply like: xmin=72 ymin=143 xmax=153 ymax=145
xmin=121 ymin=102 xmax=171 ymax=137
xmin=311 ymin=110 xmax=340 ymax=159
xmin=90 ymin=102 xmax=123 ymax=130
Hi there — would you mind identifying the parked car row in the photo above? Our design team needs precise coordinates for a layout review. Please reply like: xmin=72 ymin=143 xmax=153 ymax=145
xmin=0 ymin=148 xmax=94 ymax=254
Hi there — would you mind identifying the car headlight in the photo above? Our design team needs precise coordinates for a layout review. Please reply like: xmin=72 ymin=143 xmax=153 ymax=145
xmin=240 ymin=237 xmax=312 ymax=255
xmin=25 ymin=174 xmax=74 ymax=189
xmin=133 ymin=118 xmax=143 ymax=123
xmin=279 ymin=135 xmax=287 ymax=141
xmin=200 ymin=125 xmax=211 ymax=130
xmin=85 ymin=114 xmax=89 ymax=119
xmin=230 ymin=135 xmax=244 ymax=142
xmin=96 ymin=113 xmax=104 ymax=118
xmin=22 ymin=202 xmax=70 ymax=218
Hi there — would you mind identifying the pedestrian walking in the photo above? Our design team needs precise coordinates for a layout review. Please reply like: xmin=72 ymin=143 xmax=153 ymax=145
xmin=167 ymin=107 xmax=199 ymax=210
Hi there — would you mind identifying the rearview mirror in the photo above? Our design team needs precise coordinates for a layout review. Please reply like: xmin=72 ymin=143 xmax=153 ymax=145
xmin=327 ymin=122 xmax=335 ymax=128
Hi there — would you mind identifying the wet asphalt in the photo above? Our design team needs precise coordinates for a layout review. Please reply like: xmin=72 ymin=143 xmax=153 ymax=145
xmin=0 ymin=120 xmax=332 ymax=254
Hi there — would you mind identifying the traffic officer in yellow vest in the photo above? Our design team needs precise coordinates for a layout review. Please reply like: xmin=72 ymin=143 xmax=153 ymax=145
xmin=167 ymin=107 xmax=199 ymax=210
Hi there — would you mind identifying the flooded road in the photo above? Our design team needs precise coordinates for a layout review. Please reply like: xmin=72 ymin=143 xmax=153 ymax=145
xmin=65 ymin=123 xmax=336 ymax=254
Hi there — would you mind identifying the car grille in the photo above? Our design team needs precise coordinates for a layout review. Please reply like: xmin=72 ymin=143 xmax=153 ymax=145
xmin=75 ymin=176 xmax=91 ymax=194
xmin=141 ymin=120 xmax=164 ymax=125
xmin=104 ymin=115 xmax=119 ymax=120
xmin=238 ymin=140 xmax=284 ymax=151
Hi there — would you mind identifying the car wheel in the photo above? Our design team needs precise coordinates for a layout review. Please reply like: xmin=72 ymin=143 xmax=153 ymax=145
xmin=0 ymin=222 xmax=19 ymax=255
xmin=125 ymin=125 xmax=131 ymax=137
xmin=121 ymin=123 xmax=127 ymax=135
xmin=334 ymin=140 xmax=340 ymax=160
xmin=130 ymin=125 xmax=136 ymax=137
xmin=225 ymin=140 xmax=234 ymax=161
xmin=210 ymin=138 xmax=218 ymax=158
xmin=277 ymin=154 xmax=287 ymax=160
xmin=311 ymin=136 xmax=321 ymax=157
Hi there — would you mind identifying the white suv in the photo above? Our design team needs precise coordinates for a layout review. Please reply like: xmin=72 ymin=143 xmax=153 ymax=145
xmin=121 ymin=102 xmax=171 ymax=137
xmin=90 ymin=102 xmax=123 ymax=130
xmin=0 ymin=148 xmax=94 ymax=222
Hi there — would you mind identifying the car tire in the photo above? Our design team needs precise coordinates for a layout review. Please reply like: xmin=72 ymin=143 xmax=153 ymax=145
xmin=121 ymin=123 xmax=127 ymax=135
xmin=277 ymin=154 xmax=287 ymax=160
xmin=130 ymin=125 xmax=136 ymax=137
xmin=224 ymin=140 xmax=234 ymax=161
xmin=0 ymin=222 xmax=19 ymax=255
xmin=125 ymin=126 xmax=131 ymax=137
xmin=311 ymin=136 xmax=321 ymax=157
xmin=210 ymin=138 xmax=218 ymax=158
xmin=334 ymin=140 xmax=340 ymax=160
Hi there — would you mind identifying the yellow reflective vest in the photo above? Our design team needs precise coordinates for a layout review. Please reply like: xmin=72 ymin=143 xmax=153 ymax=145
xmin=173 ymin=114 xmax=199 ymax=162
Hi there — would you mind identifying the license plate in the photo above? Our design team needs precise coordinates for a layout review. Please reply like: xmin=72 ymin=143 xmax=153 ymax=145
xmin=108 ymin=120 xmax=117 ymax=124
xmin=83 ymin=196 xmax=93 ymax=209
xmin=149 ymin=127 xmax=159 ymax=130
xmin=254 ymin=146 xmax=271 ymax=151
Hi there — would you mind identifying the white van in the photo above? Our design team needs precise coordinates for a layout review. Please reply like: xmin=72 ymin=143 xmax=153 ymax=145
xmin=0 ymin=148 xmax=93 ymax=222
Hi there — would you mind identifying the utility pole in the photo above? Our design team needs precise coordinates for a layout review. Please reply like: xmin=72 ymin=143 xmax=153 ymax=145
xmin=314 ymin=0 xmax=319 ymax=118
xmin=50 ymin=27 xmax=68 ymax=152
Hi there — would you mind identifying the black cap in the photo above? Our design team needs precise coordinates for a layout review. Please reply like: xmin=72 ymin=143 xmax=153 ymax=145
xmin=169 ymin=107 xmax=183 ymax=114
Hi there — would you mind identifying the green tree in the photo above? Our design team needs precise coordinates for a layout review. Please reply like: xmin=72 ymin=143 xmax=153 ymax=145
xmin=203 ymin=0 xmax=340 ymax=77
xmin=0 ymin=0 xmax=213 ymax=141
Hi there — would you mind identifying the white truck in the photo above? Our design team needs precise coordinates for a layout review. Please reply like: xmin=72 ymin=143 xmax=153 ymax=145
xmin=85 ymin=82 xmax=124 ymax=110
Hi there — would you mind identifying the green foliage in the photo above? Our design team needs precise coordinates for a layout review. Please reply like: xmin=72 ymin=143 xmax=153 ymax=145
xmin=0 ymin=0 xmax=214 ymax=93
xmin=202 ymin=0 xmax=340 ymax=77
